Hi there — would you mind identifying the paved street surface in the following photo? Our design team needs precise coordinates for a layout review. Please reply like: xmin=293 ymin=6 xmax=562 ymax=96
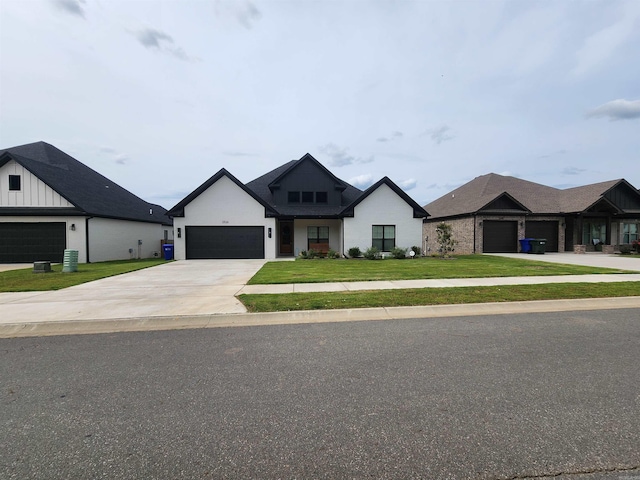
xmin=2 ymin=310 xmax=639 ymax=479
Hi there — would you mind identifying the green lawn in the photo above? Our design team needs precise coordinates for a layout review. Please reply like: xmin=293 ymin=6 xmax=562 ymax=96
xmin=239 ymin=282 xmax=640 ymax=312
xmin=248 ymin=255 xmax=629 ymax=285
xmin=0 ymin=259 xmax=168 ymax=292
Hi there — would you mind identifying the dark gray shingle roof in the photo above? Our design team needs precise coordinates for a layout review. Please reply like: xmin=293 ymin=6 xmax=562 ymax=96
xmin=0 ymin=141 xmax=169 ymax=224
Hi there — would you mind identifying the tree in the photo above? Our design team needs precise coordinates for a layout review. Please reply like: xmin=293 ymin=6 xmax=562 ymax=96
xmin=436 ymin=222 xmax=456 ymax=258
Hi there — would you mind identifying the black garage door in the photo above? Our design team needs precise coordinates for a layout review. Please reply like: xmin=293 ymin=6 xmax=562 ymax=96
xmin=483 ymin=220 xmax=518 ymax=253
xmin=525 ymin=221 xmax=559 ymax=252
xmin=0 ymin=222 xmax=66 ymax=263
xmin=186 ymin=226 xmax=264 ymax=259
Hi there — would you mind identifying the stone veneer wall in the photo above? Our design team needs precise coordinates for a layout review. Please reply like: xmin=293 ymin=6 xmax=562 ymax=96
xmin=423 ymin=217 xmax=476 ymax=255
xmin=424 ymin=216 xmax=566 ymax=254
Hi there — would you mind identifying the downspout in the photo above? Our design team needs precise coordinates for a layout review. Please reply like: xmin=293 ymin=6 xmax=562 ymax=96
xmin=85 ymin=217 xmax=93 ymax=263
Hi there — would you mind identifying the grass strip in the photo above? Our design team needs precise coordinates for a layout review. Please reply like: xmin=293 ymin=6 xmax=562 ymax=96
xmin=248 ymin=255 xmax=630 ymax=285
xmin=0 ymin=259 xmax=168 ymax=292
xmin=239 ymin=282 xmax=640 ymax=312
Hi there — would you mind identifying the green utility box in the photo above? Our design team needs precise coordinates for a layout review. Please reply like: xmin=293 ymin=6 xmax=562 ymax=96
xmin=529 ymin=239 xmax=547 ymax=254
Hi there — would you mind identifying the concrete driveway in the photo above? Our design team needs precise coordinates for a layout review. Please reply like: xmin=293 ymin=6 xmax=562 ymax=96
xmin=487 ymin=252 xmax=640 ymax=271
xmin=0 ymin=260 xmax=267 ymax=323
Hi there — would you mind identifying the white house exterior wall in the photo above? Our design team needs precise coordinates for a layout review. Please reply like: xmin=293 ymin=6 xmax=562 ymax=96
xmin=172 ymin=175 xmax=276 ymax=260
xmin=87 ymin=218 xmax=163 ymax=263
xmin=292 ymin=219 xmax=342 ymax=256
xmin=343 ymin=184 xmax=423 ymax=254
xmin=0 ymin=160 xmax=74 ymax=207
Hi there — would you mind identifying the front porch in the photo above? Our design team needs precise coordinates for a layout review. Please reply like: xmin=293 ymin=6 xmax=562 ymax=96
xmin=276 ymin=218 xmax=343 ymax=257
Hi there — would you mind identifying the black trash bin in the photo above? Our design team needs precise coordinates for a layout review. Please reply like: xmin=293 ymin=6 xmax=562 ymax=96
xmin=162 ymin=244 xmax=174 ymax=260
xmin=529 ymin=239 xmax=547 ymax=254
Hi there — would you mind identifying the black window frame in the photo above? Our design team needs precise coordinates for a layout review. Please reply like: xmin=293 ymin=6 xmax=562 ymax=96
xmin=9 ymin=175 xmax=21 ymax=191
xmin=372 ymin=225 xmax=395 ymax=251
xmin=315 ymin=191 xmax=328 ymax=204
xmin=307 ymin=226 xmax=329 ymax=248
xmin=288 ymin=191 xmax=300 ymax=203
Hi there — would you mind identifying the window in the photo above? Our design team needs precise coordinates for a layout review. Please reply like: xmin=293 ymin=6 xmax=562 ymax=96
xmin=288 ymin=191 xmax=300 ymax=203
xmin=372 ymin=225 xmax=395 ymax=251
xmin=315 ymin=191 xmax=328 ymax=203
xmin=301 ymin=191 xmax=314 ymax=203
xmin=582 ymin=221 xmax=606 ymax=246
xmin=9 ymin=175 xmax=21 ymax=191
xmin=307 ymin=226 xmax=329 ymax=247
xmin=622 ymin=222 xmax=639 ymax=244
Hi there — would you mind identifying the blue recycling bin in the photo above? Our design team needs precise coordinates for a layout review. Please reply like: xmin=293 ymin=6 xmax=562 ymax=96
xmin=162 ymin=244 xmax=174 ymax=260
xmin=519 ymin=238 xmax=533 ymax=253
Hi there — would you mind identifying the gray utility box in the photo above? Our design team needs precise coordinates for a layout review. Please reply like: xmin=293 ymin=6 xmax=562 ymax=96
xmin=33 ymin=261 xmax=52 ymax=273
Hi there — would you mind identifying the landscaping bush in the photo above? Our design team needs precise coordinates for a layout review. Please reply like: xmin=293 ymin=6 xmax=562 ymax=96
xmin=348 ymin=246 xmax=362 ymax=258
xmin=411 ymin=246 xmax=421 ymax=256
xmin=299 ymin=249 xmax=320 ymax=259
xmin=390 ymin=247 xmax=407 ymax=259
xmin=436 ymin=222 xmax=456 ymax=258
xmin=327 ymin=249 xmax=341 ymax=259
xmin=363 ymin=246 xmax=381 ymax=260
xmin=620 ymin=244 xmax=632 ymax=255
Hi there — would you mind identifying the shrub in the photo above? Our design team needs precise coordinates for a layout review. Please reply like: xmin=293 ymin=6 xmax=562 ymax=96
xmin=327 ymin=249 xmax=340 ymax=259
xmin=411 ymin=246 xmax=421 ymax=256
xmin=436 ymin=222 xmax=456 ymax=258
xmin=363 ymin=246 xmax=381 ymax=260
xmin=619 ymin=244 xmax=632 ymax=254
xmin=348 ymin=246 xmax=362 ymax=258
xmin=633 ymin=240 xmax=640 ymax=253
xmin=390 ymin=247 xmax=407 ymax=259
xmin=299 ymin=249 xmax=320 ymax=259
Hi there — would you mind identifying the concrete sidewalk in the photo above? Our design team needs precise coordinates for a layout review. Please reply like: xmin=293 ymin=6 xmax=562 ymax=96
xmin=1 ymin=253 xmax=640 ymax=338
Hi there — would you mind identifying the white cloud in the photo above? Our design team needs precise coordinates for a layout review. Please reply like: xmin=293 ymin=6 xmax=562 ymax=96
xmin=424 ymin=125 xmax=454 ymax=145
xmin=562 ymin=167 xmax=586 ymax=175
xmin=348 ymin=174 xmax=375 ymax=190
xmin=586 ymin=99 xmax=640 ymax=121
xmin=51 ymin=0 xmax=86 ymax=18
xmin=572 ymin=3 xmax=640 ymax=76
xmin=133 ymin=28 xmax=199 ymax=62
xmin=399 ymin=179 xmax=417 ymax=191
xmin=215 ymin=0 xmax=262 ymax=29
xmin=319 ymin=143 xmax=374 ymax=167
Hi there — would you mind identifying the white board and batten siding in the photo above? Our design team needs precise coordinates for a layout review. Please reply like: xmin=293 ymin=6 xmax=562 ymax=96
xmin=343 ymin=183 xmax=423 ymax=253
xmin=0 ymin=160 xmax=73 ymax=207
xmin=172 ymin=175 xmax=276 ymax=260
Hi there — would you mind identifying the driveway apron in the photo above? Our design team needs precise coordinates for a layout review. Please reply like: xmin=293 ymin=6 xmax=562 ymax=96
xmin=0 ymin=260 xmax=267 ymax=323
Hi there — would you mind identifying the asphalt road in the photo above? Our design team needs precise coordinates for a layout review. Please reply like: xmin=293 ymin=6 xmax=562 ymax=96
xmin=1 ymin=310 xmax=639 ymax=479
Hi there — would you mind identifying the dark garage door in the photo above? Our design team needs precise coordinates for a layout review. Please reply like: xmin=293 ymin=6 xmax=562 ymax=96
xmin=0 ymin=222 xmax=66 ymax=263
xmin=186 ymin=226 xmax=264 ymax=259
xmin=483 ymin=220 xmax=518 ymax=253
xmin=525 ymin=221 xmax=559 ymax=252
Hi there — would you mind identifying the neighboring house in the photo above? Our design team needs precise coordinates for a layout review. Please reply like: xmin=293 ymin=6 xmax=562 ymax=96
xmin=0 ymin=141 xmax=172 ymax=263
xmin=423 ymin=173 xmax=640 ymax=254
xmin=167 ymin=153 xmax=428 ymax=259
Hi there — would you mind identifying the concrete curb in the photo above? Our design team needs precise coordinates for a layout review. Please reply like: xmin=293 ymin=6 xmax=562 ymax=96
xmin=2 ymin=296 xmax=640 ymax=338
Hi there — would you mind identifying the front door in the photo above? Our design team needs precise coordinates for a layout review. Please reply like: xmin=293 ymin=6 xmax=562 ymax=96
xmin=279 ymin=221 xmax=293 ymax=255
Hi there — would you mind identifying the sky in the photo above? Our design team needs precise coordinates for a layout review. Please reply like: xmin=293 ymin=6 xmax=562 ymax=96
xmin=1 ymin=0 xmax=639 ymax=211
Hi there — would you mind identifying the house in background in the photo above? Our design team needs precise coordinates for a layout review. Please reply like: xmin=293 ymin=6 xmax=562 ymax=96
xmin=167 ymin=153 xmax=428 ymax=259
xmin=423 ymin=173 xmax=640 ymax=254
xmin=0 ymin=141 xmax=172 ymax=263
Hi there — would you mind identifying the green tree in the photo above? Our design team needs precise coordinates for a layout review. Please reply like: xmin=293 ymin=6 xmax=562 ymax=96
xmin=436 ymin=222 xmax=456 ymax=258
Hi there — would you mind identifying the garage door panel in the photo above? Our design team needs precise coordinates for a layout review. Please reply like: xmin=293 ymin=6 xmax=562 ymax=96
xmin=525 ymin=221 xmax=559 ymax=252
xmin=186 ymin=226 xmax=264 ymax=259
xmin=483 ymin=221 xmax=518 ymax=253
xmin=0 ymin=222 xmax=66 ymax=263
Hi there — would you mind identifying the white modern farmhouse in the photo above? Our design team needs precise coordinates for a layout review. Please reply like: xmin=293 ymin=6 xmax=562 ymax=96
xmin=167 ymin=153 xmax=428 ymax=259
